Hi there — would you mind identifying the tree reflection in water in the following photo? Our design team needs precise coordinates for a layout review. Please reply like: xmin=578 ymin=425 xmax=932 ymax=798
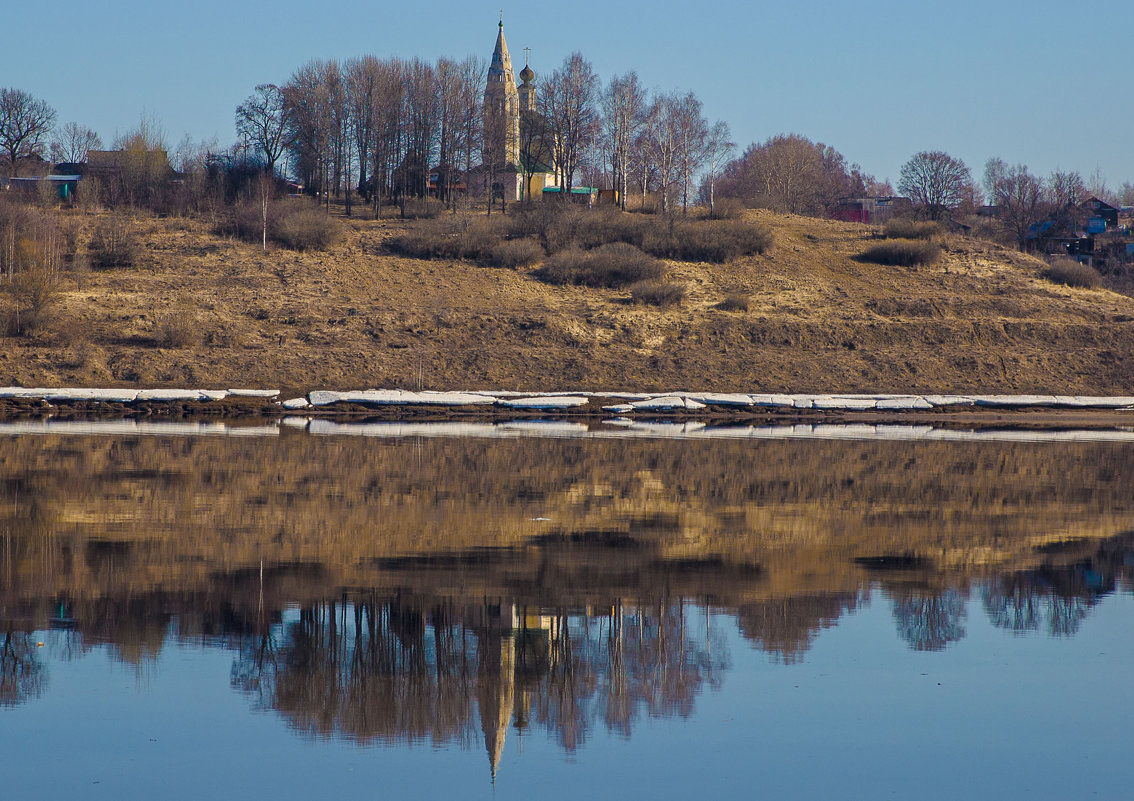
xmin=229 ymin=595 xmax=728 ymax=773
xmin=0 ymin=629 xmax=47 ymax=706
xmin=888 ymin=587 xmax=968 ymax=651
xmin=983 ymin=557 xmax=1115 ymax=637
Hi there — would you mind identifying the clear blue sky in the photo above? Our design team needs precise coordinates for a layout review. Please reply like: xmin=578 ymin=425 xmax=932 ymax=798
xmin=5 ymin=0 xmax=1130 ymax=188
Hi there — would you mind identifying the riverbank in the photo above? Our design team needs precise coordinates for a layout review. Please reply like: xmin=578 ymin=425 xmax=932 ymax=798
xmin=2 ymin=386 xmax=1132 ymax=429
xmin=3 ymin=208 xmax=1134 ymax=393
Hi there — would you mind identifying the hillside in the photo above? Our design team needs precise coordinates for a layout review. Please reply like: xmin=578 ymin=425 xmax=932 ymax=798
xmin=4 ymin=207 xmax=1134 ymax=394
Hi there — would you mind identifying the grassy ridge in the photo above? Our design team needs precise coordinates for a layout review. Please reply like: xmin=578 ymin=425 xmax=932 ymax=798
xmin=1 ymin=206 xmax=1133 ymax=393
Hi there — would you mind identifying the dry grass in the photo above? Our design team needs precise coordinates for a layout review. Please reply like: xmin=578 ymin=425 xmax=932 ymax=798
xmin=4 ymin=205 xmax=1134 ymax=393
xmin=716 ymin=293 xmax=750 ymax=312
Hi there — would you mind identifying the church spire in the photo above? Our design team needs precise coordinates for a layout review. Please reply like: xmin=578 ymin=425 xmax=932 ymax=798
xmin=488 ymin=17 xmax=515 ymax=86
xmin=484 ymin=17 xmax=521 ymax=167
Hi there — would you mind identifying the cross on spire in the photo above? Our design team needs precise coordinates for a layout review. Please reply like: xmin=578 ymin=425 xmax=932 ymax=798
xmin=523 ymin=47 xmax=531 ymax=66
xmin=499 ymin=9 xmax=503 ymax=28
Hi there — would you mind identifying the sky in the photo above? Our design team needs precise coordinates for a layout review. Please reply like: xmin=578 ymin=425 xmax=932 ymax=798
xmin=5 ymin=0 xmax=1132 ymax=189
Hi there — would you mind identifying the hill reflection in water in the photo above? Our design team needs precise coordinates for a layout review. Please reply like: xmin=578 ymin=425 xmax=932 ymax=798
xmin=2 ymin=427 xmax=1133 ymax=762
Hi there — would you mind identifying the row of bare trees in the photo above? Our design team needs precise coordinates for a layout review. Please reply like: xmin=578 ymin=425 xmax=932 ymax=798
xmin=235 ymin=51 xmax=733 ymax=216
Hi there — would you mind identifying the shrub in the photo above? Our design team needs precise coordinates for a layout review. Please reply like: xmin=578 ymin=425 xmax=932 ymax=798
xmin=392 ymin=206 xmax=770 ymax=265
xmin=217 ymin=200 xmax=272 ymax=243
xmin=388 ymin=216 xmax=507 ymax=261
xmin=639 ymin=219 xmax=771 ymax=263
xmin=4 ymin=267 xmax=60 ymax=336
xmin=534 ymin=243 xmax=664 ymax=288
xmin=88 ymin=215 xmax=138 ymax=269
xmin=490 ymin=237 xmax=544 ymax=268
xmin=717 ymin=292 xmax=750 ymax=312
xmin=400 ymin=198 xmax=445 ymax=219
xmin=387 ymin=218 xmax=458 ymax=259
xmin=630 ymin=279 xmax=686 ymax=307
xmin=683 ymin=220 xmax=770 ymax=261
xmin=154 ymin=311 xmax=200 ymax=348
xmin=857 ymin=239 xmax=941 ymax=267
xmin=273 ymin=205 xmax=340 ymax=251
xmin=1044 ymin=258 xmax=1102 ymax=289
xmin=883 ymin=218 xmax=941 ymax=240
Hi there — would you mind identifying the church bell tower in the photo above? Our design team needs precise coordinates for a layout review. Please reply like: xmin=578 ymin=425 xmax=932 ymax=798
xmin=484 ymin=19 xmax=521 ymax=167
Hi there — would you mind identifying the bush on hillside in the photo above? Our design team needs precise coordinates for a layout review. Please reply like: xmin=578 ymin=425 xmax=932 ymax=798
xmin=883 ymin=218 xmax=941 ymax=240
xmin=1044 ymin=258 xmax=1102 ymax=289
xmin=716 ymin=292 xmax=750 ymax=312
xmin=393 ymin=204 xmax=771 ymax=265
xmin=630 ymin=279 xmax=686 ymax=307
xmin=273 ymin=205 xmax=341 ymax=251
xmin=533 ymin=243 xmax=664 ymax=288
xmin=89 ymin=215 xmax=138 ymax=269
xmin=641 ymin=219 xmax=772 ymax=263
xmin=154 ymin=312 xmax=201 ymax=348
xmin=856 ymin=239 xmax=941 ymax=267
xmin=4 ymin=267 xmax=60 ymax=336
xmin=387 ymin=216 xmax=506 ymax=261
xmin=490 ymin=237 xmax=544 ymax=268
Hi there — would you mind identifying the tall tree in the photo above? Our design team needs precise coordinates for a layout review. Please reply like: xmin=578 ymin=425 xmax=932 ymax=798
xmin=0 ymin=88 xmax=56 ymax=175
xmin=639 ymin=93 xmax=682 ymax=213
xmin=601 ymin=72 xmax=647 ymax=210
xmin=282 ymin=60 xmax=334 ymax=198
xmin=898 ymin=150 xmax=972 ymax=220
xmin=540 ymin=52 xmax=599 ymax=196
xmin=983 ymin=158 xmax=1044 ymax=249
xmin=672 ymin=91 xmax=708 ymax=215
xmin=701 ymin=120 xmax=734 ymax=217
xmin=235 ymin=84 xmax=288 ymax=176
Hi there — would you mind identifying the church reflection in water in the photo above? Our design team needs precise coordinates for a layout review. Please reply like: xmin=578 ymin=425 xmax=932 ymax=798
xmin=231 ymin=596 xmax=726 ymax=778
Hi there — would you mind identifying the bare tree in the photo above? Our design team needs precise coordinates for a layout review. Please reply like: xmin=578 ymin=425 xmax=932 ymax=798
xmin=0 ymin=88 xmax=57 ymax=175
xmin=235 ymin=84 xmax=288 ymax=177
xmin=1085 ymin=166 xmax=1116 ymax=204
xmin=456 ymin=56 xmax=484 ymax=210
xmin=898 ymin=150 xmax=972 ymax=220
xmin=434 ymin=57 xmax=466 ymax=208
xmin=672 ymin=91 xmax=708 ymax=215
xmin=701 ymin=120 xmax=734 ymax=217
xmin=283 ymin=60 xmax=334 ymax=199
xmin=602 ymin=72 xmax=647 ymax=210
xmin=345 ymin=57 xmax=379 ymax=206
xmin=716 ymin=133 xmax=861 ymax=216
xmin=541 ymin=52 xmax=599 ymax=196
xmin=50 ymin=122 xmax=102 ymax=165
xmin=983 ymin=158 xmax=1045 ymax=249
xmin=639 ymin=93 xmax=681 ymax=213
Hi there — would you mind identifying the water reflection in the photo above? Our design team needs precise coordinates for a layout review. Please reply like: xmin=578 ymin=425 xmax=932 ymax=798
xmin=1 ymin=429 xmax=1134 ymax=761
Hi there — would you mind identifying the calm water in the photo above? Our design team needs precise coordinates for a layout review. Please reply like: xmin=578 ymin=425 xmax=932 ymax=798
xmin=2 ymin=421 xmax=1133 ymax=799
